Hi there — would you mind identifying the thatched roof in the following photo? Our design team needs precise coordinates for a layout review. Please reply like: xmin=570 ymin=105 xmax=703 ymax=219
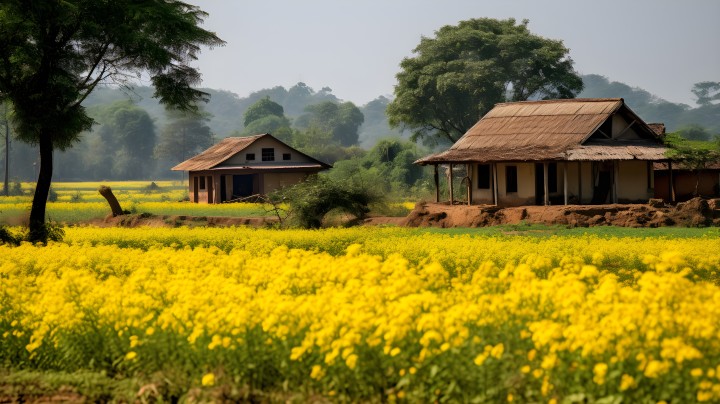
xmin=172 ymin=134 xmax=331 ymax=171
xmin=416 ymin=98 xmax=668 ymax=165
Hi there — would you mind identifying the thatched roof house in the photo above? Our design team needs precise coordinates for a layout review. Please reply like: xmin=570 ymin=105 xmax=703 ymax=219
xmin=417 ymin=98 xmax=670 ymax=206
xmin=173 ymin=134 xmax=330 ymax=203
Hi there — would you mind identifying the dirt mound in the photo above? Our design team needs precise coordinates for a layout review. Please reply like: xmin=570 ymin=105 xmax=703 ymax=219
xmin=403 ymin=198 xmax=720 ymax=228
xmin=89 ymin=213 xmax=278 ymax=228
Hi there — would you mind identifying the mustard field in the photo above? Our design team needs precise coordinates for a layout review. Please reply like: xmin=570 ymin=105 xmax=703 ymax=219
xmin=2 ymin=226 xmax=720 ymax=402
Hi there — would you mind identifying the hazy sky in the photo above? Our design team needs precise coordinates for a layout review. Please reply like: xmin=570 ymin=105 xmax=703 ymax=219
xmin=186 ymin=0 xmax=719 ymax=107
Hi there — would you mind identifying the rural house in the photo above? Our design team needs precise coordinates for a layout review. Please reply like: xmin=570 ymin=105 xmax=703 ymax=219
xmin=173 ymin=134 xmax=331 ymax=203
xmin=654 ymin=161 xmax=720 ymax=202
xmin=416 ymin=98 xmax=670 ymax=206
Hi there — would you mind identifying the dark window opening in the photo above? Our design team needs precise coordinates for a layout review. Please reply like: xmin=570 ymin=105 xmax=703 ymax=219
xmin=199 ymin=176 xmax=206 ymax=190
xmin=506 ymin=166 xmax=518 ymax=193
xmin=477 ymin=164 xmax=491 ymax=189
xmin=283 ymin=153 xmax=291 ymax=161
xmin=262 ymin=148 xmax=275 ymax=161
xmin=246 ymin=153 xmax=255 ymax=161
xmin=548 ymin=163 xmax=558 ymax=193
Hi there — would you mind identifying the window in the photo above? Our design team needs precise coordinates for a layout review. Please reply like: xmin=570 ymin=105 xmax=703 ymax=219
xmin=477 ymin=164 xmax=491 ymax=189
xmin=548 ymin=163 xmax=557 ymax=193
xmin=505 ymin=166 xmax=518 ymax=193
xmin=283 ymin=153 xmax=291 ymax=161
xmin=262 ymin=148 xmax=275 ymax=161
xmin=246 ymin=153 xmax=255 ymax=161
xmin=199 ymin=176 xmax=206 ymax=190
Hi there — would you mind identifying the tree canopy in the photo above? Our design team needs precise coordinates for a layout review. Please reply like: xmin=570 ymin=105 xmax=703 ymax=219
xmin=295 ymin=101 xmax=365 ymax=147
xmin=0 ymin=0 xmax=223 ymax=242
xmin=387 ymin=18 xmax=583 ymax=145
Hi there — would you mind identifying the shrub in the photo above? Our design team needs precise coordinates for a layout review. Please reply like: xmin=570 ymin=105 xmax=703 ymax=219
xmin=270 ymin=176 xmax=375 ymax=229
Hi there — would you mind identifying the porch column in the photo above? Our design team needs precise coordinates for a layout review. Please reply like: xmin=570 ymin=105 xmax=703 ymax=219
xmin=612 ymin=161 xmax=619 ymax=203
xmin=448 ymin=164 xmax=454 ymax=204
xmin=668 ymin=161 xmax=676 ymax=202
xmin=543 ymin=162 xmax=549 ymax=206
xmin=434 ymin=165 xmax=440 ymax=203
xmin=577 ymin=161 xmax=582 ymax=205
xmin=563 ymin=162 xmax=568 ymax=205
xmin=492 ymin=163 xmax=499 ymax=205
xmin=466 ymin=163 xmax=472 ymax=205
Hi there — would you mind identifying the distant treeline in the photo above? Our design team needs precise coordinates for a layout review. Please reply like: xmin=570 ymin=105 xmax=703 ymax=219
xmin=2 ymin=75 xmax=718 ymax=183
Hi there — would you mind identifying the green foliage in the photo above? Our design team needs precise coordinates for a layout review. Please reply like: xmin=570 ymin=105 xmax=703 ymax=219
xmin=154 ymin=109 xmax=214 ymax=166
xmin=675 ymin=124 xmax=717 ymax=141
xmin=0 ymin=0 xmax=224 ymax=242
xmin=243 ymin=97 xmax=285 ymax=127
xmin=84 ymin=101 xmax=157 ymax=179
xmin=388 ymin=18 xmax=583 ymax=145
xmin=326 ymin=138 xmax=431 ymax=198
xmin=270 ymin=176 xmax=375 ymax=229
xmin=295 ymin=101 xmax=365 ymax=146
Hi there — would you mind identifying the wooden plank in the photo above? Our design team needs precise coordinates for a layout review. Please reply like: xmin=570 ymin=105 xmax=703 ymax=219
xmin=434 ymin=165 xmax=439 ymax=203
xmin=564 ymin=162 xmax=568 ymax=205
xmin=577 ymin=161 xmax=582 ymax=205
xmin=493 ymin=163 xmax=499 ymax=205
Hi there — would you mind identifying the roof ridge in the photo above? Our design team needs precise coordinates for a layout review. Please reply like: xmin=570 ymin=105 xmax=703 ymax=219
xmin=495 ymin=98 xmax=623 ymax=107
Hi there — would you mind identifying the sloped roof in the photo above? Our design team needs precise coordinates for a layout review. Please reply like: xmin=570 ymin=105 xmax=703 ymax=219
xmin=172 ymin=134 xmax=331 ymax=171
xmin=416 ymin=98 xmax=668 ymax=164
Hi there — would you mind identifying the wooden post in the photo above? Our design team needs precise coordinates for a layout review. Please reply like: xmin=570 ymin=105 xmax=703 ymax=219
xmin=563 ymin=162 xmax=568 ymax=205
xmin=466 ymin=163 xmax=472 ymax=205
xmin=668 ymin=160 xmax=675 ymax=202
xmin=434 ymin=165 xmax=440 ymax=203
xmin=577 ymin=161 xmax=582 ymax=205
xmin=543 ymin=162 xmax=549 ymax=206
xmin=449 ymin=163 xmax=454 ymax=204
xmin=613 ymin=161 xmax=619 ymax=203
xmin=492 ymin=163 xmax=499 ymax=206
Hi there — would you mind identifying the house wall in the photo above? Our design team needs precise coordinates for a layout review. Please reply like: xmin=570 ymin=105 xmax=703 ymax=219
xmin=189 ymin=172 xmax=214 ymax=203
xmin=496 ymin=162 xmax=535 ymax=206
xmin=262 ymin=172 xmax=310 ymax=194
xmin=470 ymin=164 xmax=494 ymax=204
xmin=617 ymin=160 xmax=653 ymax=202
xmin=220 ymin=137 xmax=317 ymax=166
xmin=655 ymin=170 xmax=720 ymax=201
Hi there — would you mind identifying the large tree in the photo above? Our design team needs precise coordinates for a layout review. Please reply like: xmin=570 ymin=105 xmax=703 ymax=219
xmin=387 ymin=18 xmax=583 ymax=145
xmin=154 ymin=109 xmax=214 ymax=170
xmin=0 ymin=1 xmax=223 ymax=242
xmin=295 ymin=101 xmax=364 ymax=147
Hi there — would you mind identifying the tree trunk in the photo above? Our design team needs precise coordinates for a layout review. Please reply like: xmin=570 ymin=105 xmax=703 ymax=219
xmin=3 ymin=117 xmax=8 ymax=197
xmin=28 ymin=133 xmax=53 ymax=243
xmin=98 ymin=186 xmax=124 ymax=216
xmin=2 ymin=104 xmax=8 ymax=197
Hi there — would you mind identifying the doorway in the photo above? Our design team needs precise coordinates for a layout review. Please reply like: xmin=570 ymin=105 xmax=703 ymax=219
xmin=232 ymin=174 xmax=255 ymax=198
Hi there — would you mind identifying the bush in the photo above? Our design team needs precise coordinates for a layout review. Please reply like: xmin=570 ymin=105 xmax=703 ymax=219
xmin=270 ymin=176 xmax=375 ymax=229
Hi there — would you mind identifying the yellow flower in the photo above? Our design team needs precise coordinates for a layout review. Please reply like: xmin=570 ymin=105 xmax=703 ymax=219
xmin=691 ymin=368 xmax=704 ymax=377
xmin=310 ymin=365 xmax=325 ymax=380
xmin=201 ymin=372 xmax=215 ymax=386
xmin=490 ymin=343 xmax=504 ymax=359
xmin=619 ymin=374 xmax=636 ymax=391
xmin=125 ymin=351 xmax=137 ymax=360
xmin=593 ymin=363 xmax=608 ymax=385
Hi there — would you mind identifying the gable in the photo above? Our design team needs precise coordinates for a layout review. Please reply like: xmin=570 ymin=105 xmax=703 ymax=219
xmin=219 ymin=136 xmax=320 ymax=166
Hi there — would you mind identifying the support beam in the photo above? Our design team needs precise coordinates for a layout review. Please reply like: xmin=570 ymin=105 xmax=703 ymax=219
xmin=434 ymin=165 xmax=439 ymax=203
xmin=466 ymin=164 xmax=472 ymax=205
xmin=449 ymin=164 xmax=454 ymax=204
xmin=668 ymin=161 xmax=675 ymax=202
xmin=492 ymin=163 xmax=499 ymax=206
xmin=543 ymin=162 xmax=549 ymax=206
xmin=563 ymin=163 xmax=568 ymax=205
xmin=577 ymin=161 xmax=582 ymax=205
xmin=612 ymin=161 xmax=619 ymax=203
xmin=615 ymin=120 xmax=637 ymax=138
